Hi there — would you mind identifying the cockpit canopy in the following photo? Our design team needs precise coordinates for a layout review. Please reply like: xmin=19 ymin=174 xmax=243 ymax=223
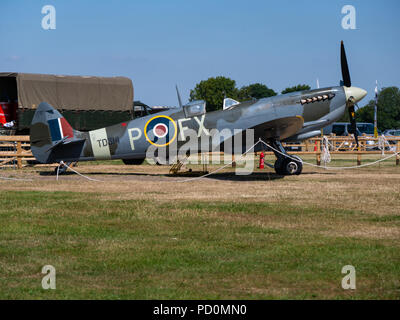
xmin=223 ymin=98 xmax=240 ymax=110
xmin=183 ymin=100 xmax=206 ymax=118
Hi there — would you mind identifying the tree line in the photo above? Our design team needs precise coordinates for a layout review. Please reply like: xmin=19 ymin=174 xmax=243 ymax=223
xmin=189 ymin=76 xmax=310 ymax=112
xmin=189 ymin=76 xmax=400 ymax=131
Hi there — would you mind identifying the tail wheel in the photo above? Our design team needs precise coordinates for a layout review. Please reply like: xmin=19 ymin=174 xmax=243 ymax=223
xmin=54 ymin=166 xmax=68 ymax=175
xmin=54 ymin=162 xmax=72 ymax=175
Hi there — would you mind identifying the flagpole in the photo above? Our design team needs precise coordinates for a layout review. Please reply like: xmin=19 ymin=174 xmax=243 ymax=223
xmin=374 ymin=80 xmax=378 ymax=138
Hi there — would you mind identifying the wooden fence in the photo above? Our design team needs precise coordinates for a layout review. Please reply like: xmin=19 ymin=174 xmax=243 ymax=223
xmin=0 ymin=135 xmax=399 ymax=169
xmin=0 ymin=136 xmax=34 ymax=169
xmin=263 ymin=135 xmax=400 ymax=166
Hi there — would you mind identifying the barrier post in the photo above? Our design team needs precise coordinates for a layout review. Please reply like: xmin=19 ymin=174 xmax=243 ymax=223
xmin=357 ymin=140 xmax=363 ymax=166
xmin=17 ymin=141 xmax=22 ymax=169
xmin=397 ymin=141 xmax=400 ymax=166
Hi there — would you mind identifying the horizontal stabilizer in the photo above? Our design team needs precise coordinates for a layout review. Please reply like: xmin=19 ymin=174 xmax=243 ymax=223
xmin=30 ymin=102 xmax=86 ymax=163
xmin=46 ymin=137 xmax=86 ymax=152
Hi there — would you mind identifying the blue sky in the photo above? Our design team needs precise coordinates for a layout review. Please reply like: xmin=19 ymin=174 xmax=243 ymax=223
xmin=0 ymin=0 xmax=399 ymax=106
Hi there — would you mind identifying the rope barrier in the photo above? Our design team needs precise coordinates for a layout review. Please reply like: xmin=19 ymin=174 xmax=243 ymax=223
xmin=1 ymin=136 xmax=399 ymax=183
xmin=377 ymin=134 xmax=395 ymax=155
xmin=259 ymin=140 xmax=400 ymax=170
xmin=177 ymin=137 xmax=400 ymax=182
xmin=321 ymin=136 xmax=331 ymax=166
xmin=176 ymin=140 xmax=262 ymax=182
xmin=56 ymin=161 xmax=103 ymax=182
xmin=0 ymin=176 xmax=33 ymax=181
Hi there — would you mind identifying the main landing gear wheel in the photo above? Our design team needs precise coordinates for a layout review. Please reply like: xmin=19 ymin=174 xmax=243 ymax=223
xmin=274 ymin=156 xmax=303 ymax=175
xmin=269 ymin=139 xmax=303 ymax=176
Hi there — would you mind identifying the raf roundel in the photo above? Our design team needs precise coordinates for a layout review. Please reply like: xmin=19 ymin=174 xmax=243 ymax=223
xmin=144 ymin=115 xmax=177 ymax=147
xmin=153 ymin=123 xmax=168 ymax=138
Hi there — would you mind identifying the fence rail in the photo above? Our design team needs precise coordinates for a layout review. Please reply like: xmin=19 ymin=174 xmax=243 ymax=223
xmin=264 ymin=135 xmax=400 ymax=166
xmin=0 ymin=135 xmax=399 ymax=169
xmin=0 ymin=136 xmax=33 ymax=169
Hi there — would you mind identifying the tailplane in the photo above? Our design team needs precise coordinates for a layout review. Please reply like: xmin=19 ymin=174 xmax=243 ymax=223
xmin=30 ymin=102 xmax=85 ymax=163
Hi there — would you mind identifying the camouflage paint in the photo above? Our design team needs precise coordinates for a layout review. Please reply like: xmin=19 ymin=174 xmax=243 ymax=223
xmin=31 ymin=87 xmax=348 ymax=164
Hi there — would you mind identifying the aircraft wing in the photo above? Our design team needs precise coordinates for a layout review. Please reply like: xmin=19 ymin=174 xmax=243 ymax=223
xmin=252 ymin=116 xmax=304 ymax=141
xmin=302 ymin=119 xmax=328 ymax=128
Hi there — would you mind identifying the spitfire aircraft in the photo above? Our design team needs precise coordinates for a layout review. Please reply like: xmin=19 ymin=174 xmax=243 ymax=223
xmin=30 ymin=42 xmax=367 ymax=176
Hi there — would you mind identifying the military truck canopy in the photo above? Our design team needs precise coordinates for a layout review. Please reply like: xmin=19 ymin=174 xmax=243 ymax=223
xmin=0 ymin=72 xmax=133 ymax=111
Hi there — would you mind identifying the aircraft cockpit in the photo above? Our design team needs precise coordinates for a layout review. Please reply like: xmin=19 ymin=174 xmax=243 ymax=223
xmin=183 ymin=100 xmax=206 ymax=118
xmin=223 ymin=98 xmax=240 ymax=110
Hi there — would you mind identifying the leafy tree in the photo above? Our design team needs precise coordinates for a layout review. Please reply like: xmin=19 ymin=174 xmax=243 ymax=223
xmin=189 ymin=76 xmax=239 ymax=112
xmin=356 ymin=86 xmax=400 ymax=131
xmin=238 ymin=83 xmax=276 ymax=100
xmin=281 ymin=84 xmax=311 ymax=94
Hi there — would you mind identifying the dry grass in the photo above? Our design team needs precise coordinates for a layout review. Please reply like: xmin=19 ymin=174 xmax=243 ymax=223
xmin=3 ymin=157 xmax=400 ymax=218
xmin=0 ymin=156 xmax=399 ymax=299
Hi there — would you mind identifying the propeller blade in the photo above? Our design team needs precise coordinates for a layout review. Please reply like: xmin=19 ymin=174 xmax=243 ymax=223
xmin=341 ymin=41 xmax=352 ymax=87
xmin=348 ymin=104 xmax=359 ymax=148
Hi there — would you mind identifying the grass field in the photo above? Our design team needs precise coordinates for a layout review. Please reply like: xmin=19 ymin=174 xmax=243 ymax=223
xmin=0 ymin=155 xmax=399 ymax=299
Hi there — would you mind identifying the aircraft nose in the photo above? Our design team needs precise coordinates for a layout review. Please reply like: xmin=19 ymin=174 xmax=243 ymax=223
xmin=344 ymin=86 xmax=367 ymax=103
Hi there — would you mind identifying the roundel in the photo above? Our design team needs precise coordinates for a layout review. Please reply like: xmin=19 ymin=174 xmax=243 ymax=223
xmin=144 ymin=115 xmax=177 ymax=147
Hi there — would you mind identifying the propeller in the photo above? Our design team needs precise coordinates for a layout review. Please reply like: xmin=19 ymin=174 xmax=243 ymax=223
xmin=341 ymin=41 xmax=359 ymax=149
xmin=341 ymin=41 xmax=351 ymax=88
xmin=348 ymin=104 xmax=359 ymax=148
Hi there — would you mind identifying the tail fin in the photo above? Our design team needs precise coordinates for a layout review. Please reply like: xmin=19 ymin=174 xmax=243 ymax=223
xmin=30 ymin=102 xmax=84 ymax=163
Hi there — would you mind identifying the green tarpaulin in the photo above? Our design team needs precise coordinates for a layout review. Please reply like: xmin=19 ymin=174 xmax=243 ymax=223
xmin=0 ymin=72 xmax=133 ymax=111
xmin=0 ymin=73 xmax=134 ymax=132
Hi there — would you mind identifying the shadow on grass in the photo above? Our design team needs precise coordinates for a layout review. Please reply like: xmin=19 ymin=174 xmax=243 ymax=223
xmin=195 ymin=170 xmax=337 ymax=181
xmin=203 ymin=171 xmax=285 ymax=181
xmin=38 ymin=170 xmax=165 ymax=177
xmin=37 ymin=168 xmax=337 ymax=181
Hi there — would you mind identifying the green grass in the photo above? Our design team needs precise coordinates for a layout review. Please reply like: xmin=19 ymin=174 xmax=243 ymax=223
xmin=0 ymin=191 xmax=399 ymax=299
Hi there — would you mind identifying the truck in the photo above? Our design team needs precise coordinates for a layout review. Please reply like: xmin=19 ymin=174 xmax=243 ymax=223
xmin=0 ymin=72 xmax=134 ymax=134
